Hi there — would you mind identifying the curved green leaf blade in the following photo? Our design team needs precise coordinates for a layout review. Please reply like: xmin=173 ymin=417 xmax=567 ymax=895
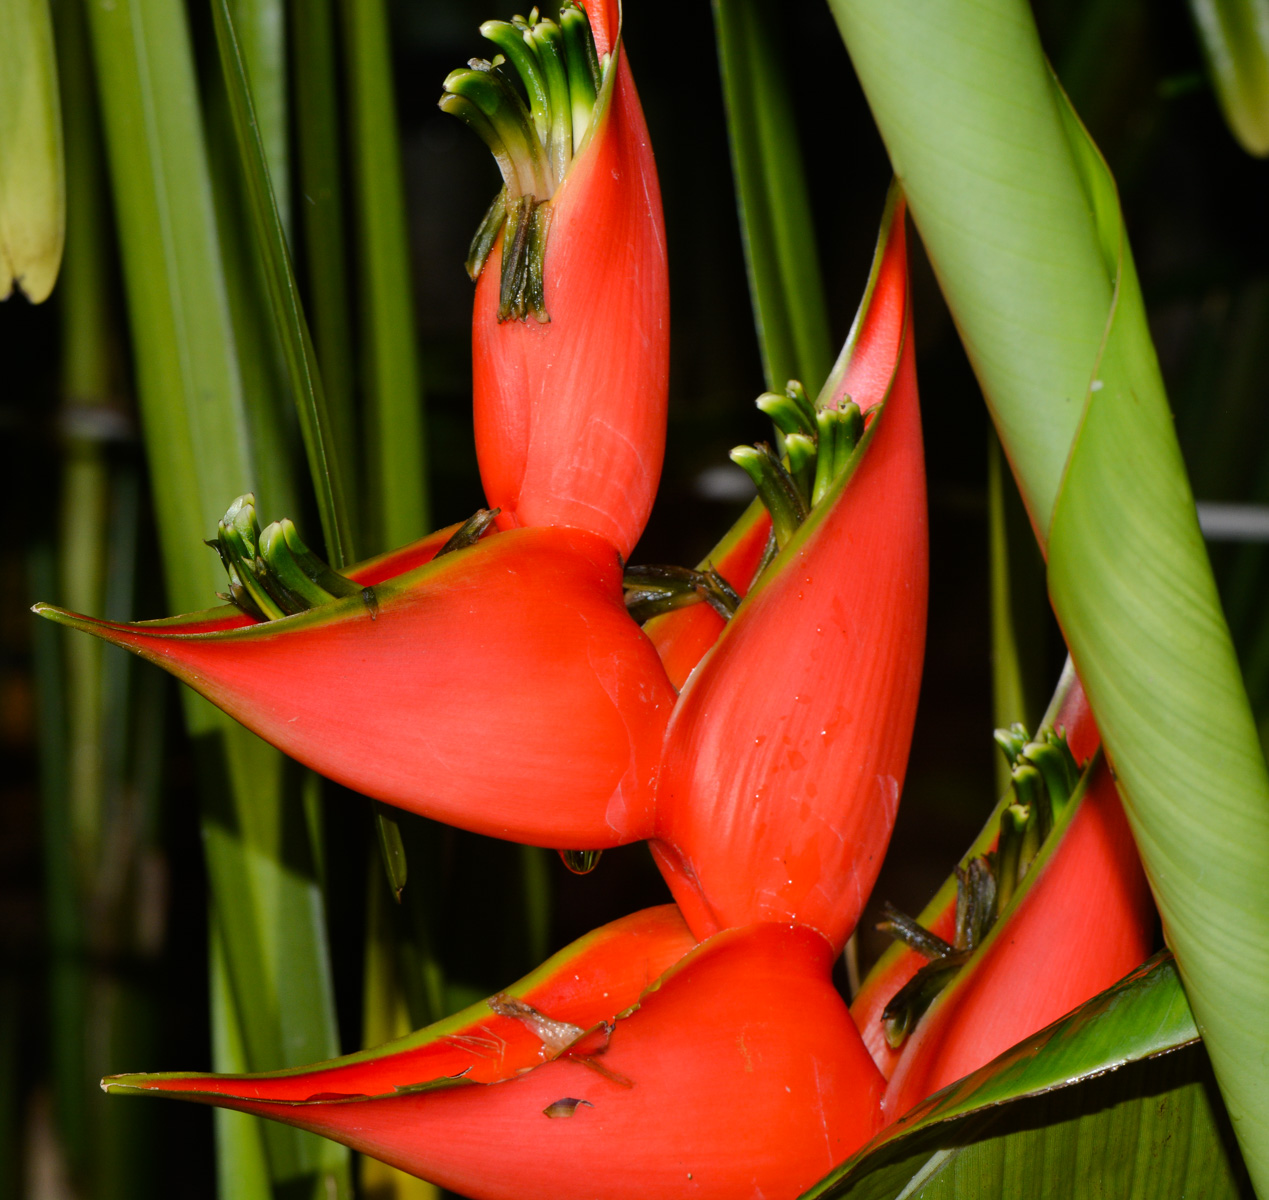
xmin=1188 ymin=0 xmax=1269 ymax=157
xmin=805 ymin=955 xmax=1250 ymax=1199
xmin=1045 ymin=82 xmax=1269 ymax=1197
xmin=211 ymin=0 xmax=353 ymax=567
xmin=713 ymin=0 xmax=832 ymax=396
xmin=829 ymin=2 xmax=1269 ymax=1189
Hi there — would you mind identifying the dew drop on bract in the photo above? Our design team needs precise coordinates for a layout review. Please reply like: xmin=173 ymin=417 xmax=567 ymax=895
xmin=559 ymin=848 xmax=603 ymax=874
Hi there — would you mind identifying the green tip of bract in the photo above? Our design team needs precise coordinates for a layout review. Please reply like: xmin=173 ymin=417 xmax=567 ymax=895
xmin=441 ymin=3 xmax=606 ymax=321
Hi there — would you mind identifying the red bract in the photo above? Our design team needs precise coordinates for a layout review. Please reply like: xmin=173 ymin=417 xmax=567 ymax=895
xmin=106 ymin=916 xmax=883 ymax=1200
xmin=471 ymin=0 xmax=668 ymax=560
xmin=850 ymin=668 xmax=1103 ymax=1079
xmin=880 ymin=753 xmax=1153 ymax=1120
xmin=35 ymin=526 xmax=676 ymax=847
xmin=652 ymin=193 xmax=927 ymax=954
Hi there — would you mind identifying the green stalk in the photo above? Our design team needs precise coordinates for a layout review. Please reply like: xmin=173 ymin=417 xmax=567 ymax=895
xmin=292 ymin=0 xmax=358 ymax=517
xmin=226 ymin=0 xmax=290 ymax=231
xmin=40 ymin=2 xmax=136 ymax=1188
xmin=987 ymin=433 xmax=1047 ymax=793
xmin=713 ymin=0 xmax=832 ymax=396
xmin=80 ymin=2 xmax=348 ymax=1196
xmin=205 ymin=83 xmax=300 ymax=525
xmin=360 ymin=866 xmax=441 ymax=1200
xmin=340 ymin=0 xmax=428 ymax=552
xmin=212 ymin=0 xmax=352 ymax=568
xmin=830 ymin=1 xmax=1269 ymax=1188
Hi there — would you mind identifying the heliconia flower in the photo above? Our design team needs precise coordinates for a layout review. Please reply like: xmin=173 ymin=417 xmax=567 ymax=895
xmin=104 ymin=912 xmax=884 ymax=1200
xmin=34 ymin=521 xmax=677 ymax=848
xmin=849 ymin=664 xmax=1103 ymax=1080
xmin=441 ymin=0 xmax=668 ymax=560
xmin=874 ymin=704 xmax=1153 ymax=1119
xmin=651 ymin=188 xmax=927 ymax=955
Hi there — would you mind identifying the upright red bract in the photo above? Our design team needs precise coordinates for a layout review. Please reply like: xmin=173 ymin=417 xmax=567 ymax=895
xmin=652 ymin=195 xmax=928 ymax=954
xmin=472 ymin=0 xmax=668 ymax=560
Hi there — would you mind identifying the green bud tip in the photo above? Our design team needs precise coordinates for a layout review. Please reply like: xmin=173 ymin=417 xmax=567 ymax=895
xmin=441 ymin=3 xmax=609 ymax=322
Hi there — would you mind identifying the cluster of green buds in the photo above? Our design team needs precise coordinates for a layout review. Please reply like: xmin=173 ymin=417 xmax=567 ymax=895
xmin=876 ymin=724 xmax=1081 ymax=1049
xmin=439 ymin=3 xmax=606 ymax=321
xmin=210 ymin=500 xmax=502 ymax=622
xmin=992 ymin=725 xmax=1080 ymax=910
xmin=731 ymin=380 xmax=866 ymax=551
xmin=208 ymin=495 xmax=367 ymax=620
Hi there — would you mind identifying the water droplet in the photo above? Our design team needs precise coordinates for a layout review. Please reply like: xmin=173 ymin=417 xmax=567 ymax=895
xmin=559 ymin=848 xmax=602 ymax=875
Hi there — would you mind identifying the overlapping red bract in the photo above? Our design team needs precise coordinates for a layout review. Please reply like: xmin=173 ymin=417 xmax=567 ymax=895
xmin=651 ymin=201 xmax=927 ymax=954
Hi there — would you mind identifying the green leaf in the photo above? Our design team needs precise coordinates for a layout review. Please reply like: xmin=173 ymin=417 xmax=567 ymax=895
xmin=339 ymin=0 xmax=429 ymax=552
xmin=1045 ymin=81 xmax=1269 ymax=1195
xmin=211 ymin=0 xmax=353 ymax=568
xmin=226 ymin=0 xmax=291 ymax=230
xmin=1187 ymin=0 xmax=1269 ymax=157
xmin=713 ymin=0 xmax=832 ymax=396
xmin=292 ymin=0 xmax=358 ymax=511
xmin=828 ymin=0 xmax=1112 ymax=539
xmin=987 ymin=433 xmax=1047 ymax=793
xmin=0 ymin=0 xmax=64 ymax=302
xmin=829 ymin=2 xmax=1269 ymax=1189
xmin=804 ymin=955 xmax=1251 ymax=1199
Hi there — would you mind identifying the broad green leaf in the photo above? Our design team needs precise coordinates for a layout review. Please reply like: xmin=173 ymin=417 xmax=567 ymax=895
xmin=805 ymin=955 xmax=1251 ymax=1199
xmin=713 ymin=0 xmax=832 ymax=397
xmin=0 ymin=0 xmax=63 ymax=302
xmin=1187 ymin=0 xmax=1269 ymax=157
xmin=339 ymin=0 xmax=429 ymax=551
xmin=211 ymin=0 xmax=353 ymax=568
xmin=829 ymin=1 xmax=1269 ymax=1188
xmin=1045 ymin=83 xmax=1269 ymax=1194
xmin=828 ymin=0 xmax=1112 ymax=539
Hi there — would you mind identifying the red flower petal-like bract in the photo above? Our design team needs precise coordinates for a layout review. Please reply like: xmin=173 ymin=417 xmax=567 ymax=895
xmin=873 ymin=678 xmax=1153 ymax=1117
xmin=106 ymin=914 xmax=884 ymax=1200
xmin=849 ymin=669 xmax=1104 ymax=1079
xmin=652 ymin=193 xmax=927 ymax=954
xmin=36 ymin=527 xmax=676 ymax=847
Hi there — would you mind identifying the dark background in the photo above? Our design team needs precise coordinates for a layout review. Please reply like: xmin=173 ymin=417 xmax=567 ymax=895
xmin=4 ymin=0 xmax=1269 ymax=1193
